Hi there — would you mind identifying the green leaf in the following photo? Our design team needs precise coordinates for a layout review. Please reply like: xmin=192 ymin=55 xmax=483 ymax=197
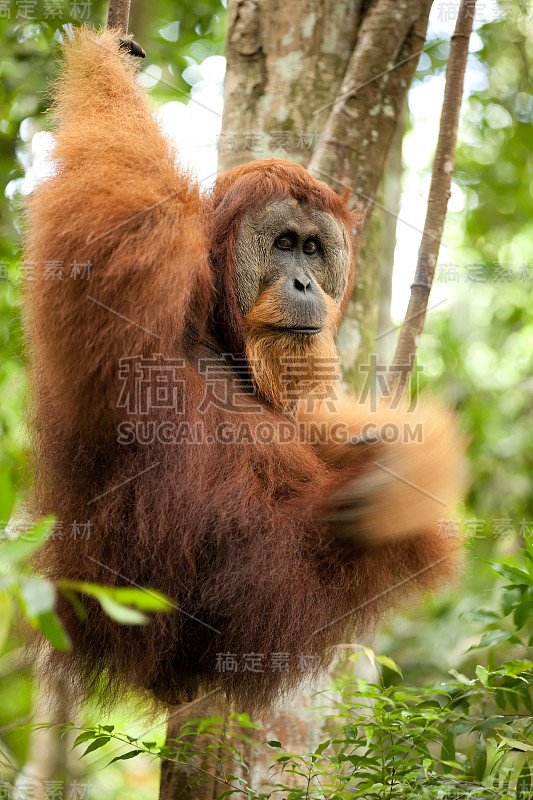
xmin=448 ymin=668 xmax=471 ymax=684
xmin=107 ymin=749 xmax=142 ymax=765
xmin=364 ymin=726 xmax=374 ymax=747
xmin=441 ymin=732 xmax=455 ymax=773
xmin=502 ymin=587 xmax=523 ymax=616
xmin=501 ymin=659 xmax=533 ymax=673
xmin=231 ymin=712 xmax=258 ymax=728
xmin=0 ymin=472 xmax=16 ymax=521
xmin=0 ymin=590 xmax=13 ymax=655
xmin=473 ymin=716 xmax=511 ymax=730
xmin=314 ymin=739 xmax=330 ymax=757
xmin=465 ymin=609 xmax=501 ymax=624
xmin=476 ymin=665 xmax=489 ymax=687
xmin=19 ymin=577 xmax=56 ymax=617
xmin=513 ymin=598 xmax=531 ymax=630
xmin=450 ymin=720 xmax=473 ymax=735
xmin=72 ymin=731 xmax=98 ymax=750
xmin=0 ymin=515 xmax=55 ymax=564
xmin=470 ymin=630 xmax=521 ymax=650
xmin=59 ymin=581 xmax=175 ymax=624
xmin=103 ymin=586 xmax=171 ymax=611
xmin=523 ymin=547 xmax=533 ymax=578
xmin=516 ymin=759 xmax=532 ymax=798
xmin=473 ymin=737 xmax=487 ymax=781
xmin=376 ymin=655 xmax=403 ymax=677
xmin=60 ymin=581 xmax=172 ymax=612
xmin=31 ymin=611 xmax=71 ymax=651
xmin=94 ymin=594 xmax=148 ymax=625
xmin=489 ymin=561 xmax=533 ymax=586
xmin=62 ymin=589 xmax=86 ymax=622
xmin=82 ymin=736 xmax=111 ymax=757
xmin=267 ymin=741 xmax=282 ymax=748
xmin=495 ymin=689 xmax=507 ymax=710
xmin=503 ymin=739 xmax=533 ymax=752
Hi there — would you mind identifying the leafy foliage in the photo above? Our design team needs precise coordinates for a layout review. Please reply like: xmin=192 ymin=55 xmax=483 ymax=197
xmin=0 ymin=514 xmax=173 ymax=653
xmin=0 ymin=0 xmax=531 ymax=795
xmin=58 ymin=539 xmax=533 ymax=799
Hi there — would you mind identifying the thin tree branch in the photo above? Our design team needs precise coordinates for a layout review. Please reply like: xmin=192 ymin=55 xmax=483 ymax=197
xmin=387 ymin=0 xmax=477 ymax=399
xmin=107 ymin=0 xmax=131 ymax=34
xmin=307 ymin=0 xmax=433 ymax=226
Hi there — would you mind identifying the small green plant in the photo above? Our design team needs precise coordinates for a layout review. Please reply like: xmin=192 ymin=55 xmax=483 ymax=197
xmin=265 ymin=651 xmax=533 ymax=799
xmin=64 ymin=538 xmax=533 ymax=799
xmin=262 ymin=541 xmax=533 ymax=799
xmin=0 ymin=514 xmax=172 ymax=655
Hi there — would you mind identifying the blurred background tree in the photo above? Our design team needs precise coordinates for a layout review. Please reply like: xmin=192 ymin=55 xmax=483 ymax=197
xmin=0 ymin=0 xmax=532 ymax=797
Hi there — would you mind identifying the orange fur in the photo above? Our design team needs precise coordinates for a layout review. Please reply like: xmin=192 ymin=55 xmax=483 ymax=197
xmin=22 ymin=27 xmax=464 ymax=714
xmin=298 ymin=397 xmax=466 ymax=546
xmin=245 ymin=281 xmax=341 ymax=413
xmin=23 ymin=28 xmax=212 ymax=436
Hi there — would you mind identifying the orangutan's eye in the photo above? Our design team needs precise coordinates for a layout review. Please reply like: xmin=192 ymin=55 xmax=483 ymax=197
xmin=303 ymin=238 xmax=318 ymax=255
xmin=275 ymin=234 xmax=295 ymax=250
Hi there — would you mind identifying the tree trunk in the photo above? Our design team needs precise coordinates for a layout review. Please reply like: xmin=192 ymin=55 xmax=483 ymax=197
xmin=158 ymin=691 xmax=328 ymax=800
xmin=158 ymin=2 xmax=434 ymax=798
xmin=159 ymin=697 xmax=226 ymax=800
xmin=220 ymin=0 xmax=432 ymax=379
xmin=219 ymin=0 xmax=364 ymax=172
xmin=15 ymin=674 xmax=80 ymax=800
xmin=307 ymin=0 xmax=431 ymax=218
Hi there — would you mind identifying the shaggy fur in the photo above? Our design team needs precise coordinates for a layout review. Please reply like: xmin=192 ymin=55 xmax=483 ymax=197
xmin=22 ymin=28 xmax=464 ymax=713
xmin=245 ymin=280 xmax=341 ymax=413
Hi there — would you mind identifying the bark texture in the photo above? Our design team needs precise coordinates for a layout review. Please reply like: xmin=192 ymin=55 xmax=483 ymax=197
xmin=14 ymin=675 xmax=80 ymax=800
xmin=220 ymin=0 xmax=433 ymax=383
xmin=107 ymin=0 xmax=131 ymax=33
xmin=219 ymin=0 xmax=363 ymax=171
xmin=159 ymin=698 xmax=224 ymax=800
xmin=307 ymin=0 xmax=431 ymax=226
xmin=158 ymin=692 xmax=328 ymax=799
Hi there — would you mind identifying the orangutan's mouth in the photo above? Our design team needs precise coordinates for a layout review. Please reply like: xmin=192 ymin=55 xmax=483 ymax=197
xmin=274 ymin=326 xmax=323 ymax=336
